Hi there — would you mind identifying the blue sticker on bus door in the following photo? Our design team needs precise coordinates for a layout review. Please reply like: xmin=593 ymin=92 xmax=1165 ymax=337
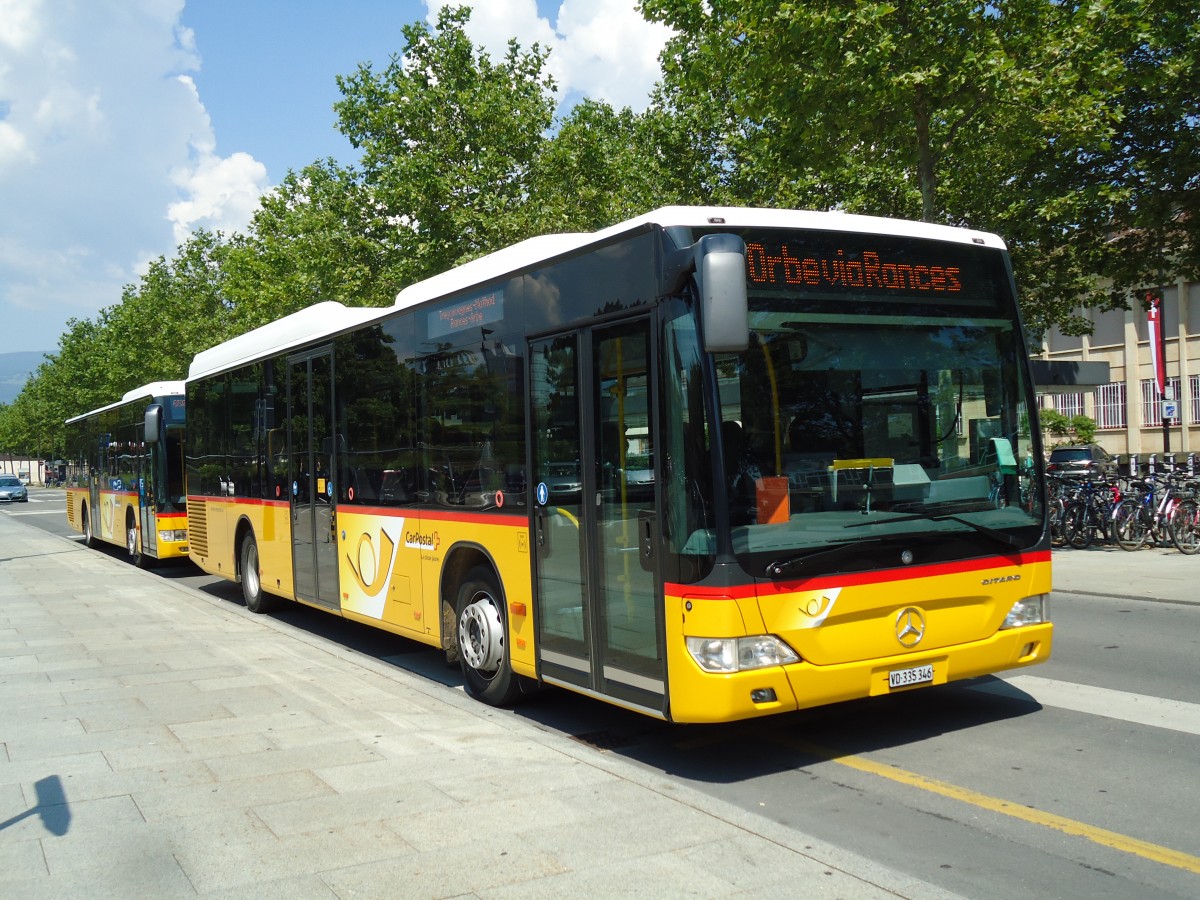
xmin=536 ymin=482 xmax=549 ymax=506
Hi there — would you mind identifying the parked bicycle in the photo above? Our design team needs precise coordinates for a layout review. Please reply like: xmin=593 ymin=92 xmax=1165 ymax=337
xmin=1110 ymin=471 xmax=1200 ymax=554
xmin=1060 ymin=475 xmax=1122 ymax=549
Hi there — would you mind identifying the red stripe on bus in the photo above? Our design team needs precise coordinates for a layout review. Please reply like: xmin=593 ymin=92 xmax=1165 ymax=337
xmin=184 ymin=496 xmax=525 ymax=527
xmin=666 ymin=550 xmax=1051 ymax=600
xmin=186 ymin=495 xmax=289 ymax=509
xmin=345 ymin=506 xmax=526 ymax=528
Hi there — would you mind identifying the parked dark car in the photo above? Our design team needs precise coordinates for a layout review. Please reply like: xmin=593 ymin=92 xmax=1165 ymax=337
xmin=1046 ymin=444 xmax=1116 ymax=478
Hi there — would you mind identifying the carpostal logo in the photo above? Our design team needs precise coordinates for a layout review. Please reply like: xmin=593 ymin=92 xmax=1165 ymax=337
xmin=405 ymin=529 xmax=440 ymax=552
xmin=981 ymin=574 xmax=1021 ymax=585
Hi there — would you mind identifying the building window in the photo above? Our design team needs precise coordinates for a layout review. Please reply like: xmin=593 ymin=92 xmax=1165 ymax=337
xmin=1191 ymin=375 xmax=1200 ymax=426
xmin=1054 ymin=392 xmax=1084 ymax=419
xmin=1141 ymin=378 xmax=1181 ymax=427
xmin=1095 ymin=382 xmax=1127 ymax=430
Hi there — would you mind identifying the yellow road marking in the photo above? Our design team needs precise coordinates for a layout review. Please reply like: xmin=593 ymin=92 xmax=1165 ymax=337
xmin=783 ymin=738 xmax=1200 ymax=875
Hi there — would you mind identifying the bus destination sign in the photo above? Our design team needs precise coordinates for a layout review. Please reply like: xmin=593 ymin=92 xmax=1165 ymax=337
xmin=745 ymin=240 xmax=965 ymax=296
xmin=428 ymin=288 xmax=505 ymax=340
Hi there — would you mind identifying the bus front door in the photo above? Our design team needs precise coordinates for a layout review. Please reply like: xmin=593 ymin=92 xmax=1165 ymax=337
xmin=136 ymin=418 xmax=155 ymax=560
xmin=530 ymin=319 xmax=666 ymax=716
xmin=288 ymin=350 xmax=339 ymax=610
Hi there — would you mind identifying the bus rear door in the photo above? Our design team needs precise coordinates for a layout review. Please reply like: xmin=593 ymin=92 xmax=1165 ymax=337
xmin=288 ymin=349 xmax=340 ymax=609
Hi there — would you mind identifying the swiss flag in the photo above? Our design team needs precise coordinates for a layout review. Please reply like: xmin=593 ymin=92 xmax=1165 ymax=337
xmin=1147 ymin=292 xmax=1165 ymax=396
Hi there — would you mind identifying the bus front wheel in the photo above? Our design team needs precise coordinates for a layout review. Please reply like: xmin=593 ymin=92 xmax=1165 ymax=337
xmin=455 ymin=567 xmax=520 ymax=706
xmin=126 ymin=514 xmax=149 ymax=568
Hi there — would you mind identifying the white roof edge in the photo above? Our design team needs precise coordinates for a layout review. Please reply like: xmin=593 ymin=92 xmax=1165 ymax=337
xmin=66 ymin=380 xmax=187 ymax=425
xmin=391 ymin=205 xmax=1006 ymax=308
xmin=122 ymin=380 xmax=186 ymax=403
xmin=394 ymin=233 xmax=592 ymax=312
xmin=187 ymin=301 xmax=390 ymax=382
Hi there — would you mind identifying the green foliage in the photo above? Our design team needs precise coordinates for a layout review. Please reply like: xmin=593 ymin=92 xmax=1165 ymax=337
xmin=0 ymin=232 xmax=234 ymax=454
xmin=4 ymin=2 xmax=1194 ymax=456
xmin=640 ymin=0 xmax=1195 ymax=339
xmin=1070 ymin=414 xmax=1098 ymax=445
xmin=1038 ymin=408 xmax=1097 ymax=445
xmin=1038 ymin=409 xmax=1071 ymax=439
xmin=221 ymin=160 xmax=395 ymax=333
xmin=334 ymin=5 xmax=557 ymax=281
xmin=1090 ymin=3 xmax=1200 ymax=303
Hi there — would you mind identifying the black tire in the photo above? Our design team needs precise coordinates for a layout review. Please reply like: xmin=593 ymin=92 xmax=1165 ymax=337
xmin=455 ymin=566 xmax=521 ymax=706
xmin=82 ymin=506 xmax=97 ymax=549
xmin=239 ymin=534 xmax=279 ymax=613
xmin=126 ymin=513 xmax=149 ymax=568
xmin=1169 ymin=499 xmax=1200 ymax=555
xmin=1048 ymin=499 xmax=1067 ymax=547
xmin=1111 ymin=499 xmax=1147 ymax=551
xmin=1063 ymin=502 xmax=1092 ymax=549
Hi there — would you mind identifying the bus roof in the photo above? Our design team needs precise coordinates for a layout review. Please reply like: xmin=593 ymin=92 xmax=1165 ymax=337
xmin=185 ymin=206 xmax=1007 ymax=381
xmin=65 ymin=380 xmax=186 ymax=425
xmin=391 ymin=205 xmax=1006 ymax=312
xmin=187 ymin=301 xmax=389 ymax=382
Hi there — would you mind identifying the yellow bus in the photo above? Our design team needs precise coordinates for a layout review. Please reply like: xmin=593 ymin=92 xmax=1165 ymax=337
xmin=65 ymin=381 xmax=189 ymax=566
xmin=184 ymin=206 xmax=1052 ymax=722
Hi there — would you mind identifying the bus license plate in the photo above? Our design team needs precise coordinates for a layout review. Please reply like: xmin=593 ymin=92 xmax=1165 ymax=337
xmin=888 ymin=663 xmax=934 ymax=689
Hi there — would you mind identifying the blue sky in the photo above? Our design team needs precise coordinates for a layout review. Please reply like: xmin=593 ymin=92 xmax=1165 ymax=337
xmin=0 ymin=0 xmax=670 ymax=355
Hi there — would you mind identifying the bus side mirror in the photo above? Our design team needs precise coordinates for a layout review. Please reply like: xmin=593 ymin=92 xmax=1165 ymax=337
xmin=144 ymin=405 xmax=162 ymax=444
xmin=696 ymin=234 xmax=749 ymax=353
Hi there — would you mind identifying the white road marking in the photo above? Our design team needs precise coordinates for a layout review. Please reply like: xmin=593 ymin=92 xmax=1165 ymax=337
xmin=971 ymin=674 xmax=1200 ymax=736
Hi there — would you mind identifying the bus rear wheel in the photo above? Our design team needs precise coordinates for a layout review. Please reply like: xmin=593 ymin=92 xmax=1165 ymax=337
xmin=82 ymin=506 xmax=97 ymax=549
xmin=239 ymin=535 xmax=279 ymax=613
xmin=455 ymin=567 xmax=520 ymax=706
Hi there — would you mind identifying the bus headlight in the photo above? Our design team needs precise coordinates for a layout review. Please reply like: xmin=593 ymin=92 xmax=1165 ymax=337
xmin=686 ymin=635 xmax=800 ymax=673
xmin=159 ymin=529 xmax=188 ymax=543
xmin=1002 ymin=595 xmax=1048 ymax=629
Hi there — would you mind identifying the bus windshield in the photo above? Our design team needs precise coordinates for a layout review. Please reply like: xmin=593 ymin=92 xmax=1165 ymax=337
xmin=677 ymin=228 xmax=1043 ymax=577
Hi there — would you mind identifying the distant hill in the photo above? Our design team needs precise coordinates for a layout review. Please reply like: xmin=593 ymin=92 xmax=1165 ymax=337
xmin=0 ymin=351 xmax=50 ymax=405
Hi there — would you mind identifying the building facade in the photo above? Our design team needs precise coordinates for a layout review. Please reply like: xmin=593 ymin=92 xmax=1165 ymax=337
xmin=1039 ymin=276 xmax=1200 ymax=461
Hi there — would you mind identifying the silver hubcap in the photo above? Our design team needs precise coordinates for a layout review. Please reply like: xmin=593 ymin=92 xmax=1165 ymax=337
xmin=127 ymin=525 xmax=137 ymax=556
xmin=245 ymin=546 xmax=260 ymax=596
xmin=458 ymin=592 xmax=504 ymax=674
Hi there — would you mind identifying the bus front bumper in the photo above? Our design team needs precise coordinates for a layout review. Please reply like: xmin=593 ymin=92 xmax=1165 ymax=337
xmin=667 ymin=622 xmax=1053 ymax=724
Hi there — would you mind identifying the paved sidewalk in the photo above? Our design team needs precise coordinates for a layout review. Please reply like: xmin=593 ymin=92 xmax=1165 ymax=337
xmin=1050 ymin=542 xmax=1200 ymax=605
xmin=0 ymin=513 xmax=957 ymax=899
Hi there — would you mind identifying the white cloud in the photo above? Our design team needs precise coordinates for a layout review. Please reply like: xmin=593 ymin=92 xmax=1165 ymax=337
xmin=0 ymin=0 xmax=269 ymax=351
xmin=425 ymin=0 xmax=671 ymax=112
xmin=168 ymin=148 xmax=269 ymax=242
xmin=166 ymin=76 xmax=268 ymax=242
xmin=0 ymin=0 xmax=40 ymax=52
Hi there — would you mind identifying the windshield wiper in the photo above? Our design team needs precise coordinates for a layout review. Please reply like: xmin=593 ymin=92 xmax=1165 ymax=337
xmin=765 ymin=538 xmax=883 ymax=578
xmin=843 ymin=512 xmax=1023 ymax=548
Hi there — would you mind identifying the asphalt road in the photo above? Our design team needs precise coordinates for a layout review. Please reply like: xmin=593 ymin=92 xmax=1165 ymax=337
xmin=7 ymin=488 xmax=1199 ymax=898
